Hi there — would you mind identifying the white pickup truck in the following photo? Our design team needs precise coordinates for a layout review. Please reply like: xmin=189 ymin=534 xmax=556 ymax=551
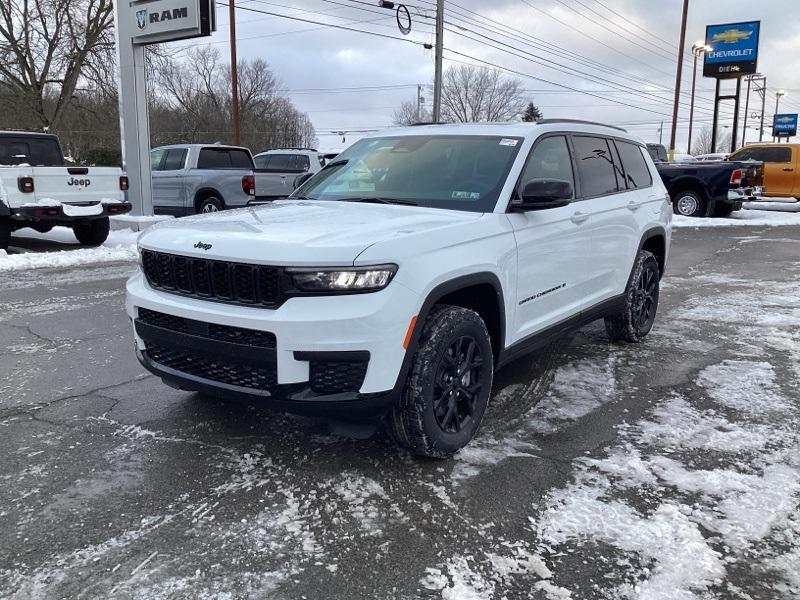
xmin=0 ymin=131 xmax=131 ymax=251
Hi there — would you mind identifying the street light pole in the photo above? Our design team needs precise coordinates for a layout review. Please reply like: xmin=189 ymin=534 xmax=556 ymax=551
xmin=669 ymin=0 xmax=690 ymax=160
xmin=687 ymin=41 xmax=711 ymax=155
xmin=773 ymin=89 xmax=786 ymax=142
xmin=432 ymin=0 xmax=444 ymax=122
xmin=759 ymin=76 xmax=767 ymax=142
xmin=229 ymin=0 xmax=240 ymax=145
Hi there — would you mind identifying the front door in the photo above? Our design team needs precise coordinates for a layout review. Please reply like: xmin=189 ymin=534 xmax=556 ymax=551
xmin=508 ymin=135 xmax=594 ymax=343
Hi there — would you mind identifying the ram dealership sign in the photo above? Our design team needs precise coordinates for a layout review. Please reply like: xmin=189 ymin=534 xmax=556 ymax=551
xmin=773 ymin=114 xmax=798 ymax=138
xmin=703 ymin=21 xmax=760 ymax=79
xmin=131 ymin=0 xmax=215 ymax=45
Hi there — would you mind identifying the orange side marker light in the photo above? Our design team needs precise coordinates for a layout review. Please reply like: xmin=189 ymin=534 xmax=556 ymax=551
xmin=402 ymin=315 xmax=418 ymax=349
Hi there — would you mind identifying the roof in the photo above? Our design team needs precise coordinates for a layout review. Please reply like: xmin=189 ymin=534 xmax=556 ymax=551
xmin=360 ymin=120 xmax=644 ymax=144
xmin=0 ymin=130 xmax=59 ymax=139
xmin=152 ymin=143 xmax=251 ymax=151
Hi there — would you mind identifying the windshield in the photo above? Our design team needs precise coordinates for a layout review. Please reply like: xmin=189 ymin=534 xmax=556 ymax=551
xmin=291 ymin=134 xmax=523 ymax=212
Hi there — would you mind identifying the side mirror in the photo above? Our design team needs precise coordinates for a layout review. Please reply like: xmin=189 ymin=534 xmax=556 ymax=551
xmin=513 ymin=178 xmax=573 ymax=211
xmin=294 ymin=172 xmax=314 ymax=189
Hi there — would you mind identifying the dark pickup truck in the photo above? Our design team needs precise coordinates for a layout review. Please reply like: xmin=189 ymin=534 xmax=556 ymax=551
xmin=646 ymin=144 xmax=763 ymax=217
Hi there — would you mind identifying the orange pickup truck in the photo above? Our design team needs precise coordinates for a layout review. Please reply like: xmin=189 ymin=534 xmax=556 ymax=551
xmin=728 ymin=144 xmax=799 ymax=199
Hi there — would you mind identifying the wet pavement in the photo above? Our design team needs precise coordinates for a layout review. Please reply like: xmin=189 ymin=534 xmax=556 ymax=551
xmin=1 ymin=226 xmax=799 ymax=599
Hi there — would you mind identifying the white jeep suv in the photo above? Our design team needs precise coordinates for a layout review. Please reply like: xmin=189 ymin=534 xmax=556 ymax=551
xmin=126 ymin=121 xmax=671 ymax=458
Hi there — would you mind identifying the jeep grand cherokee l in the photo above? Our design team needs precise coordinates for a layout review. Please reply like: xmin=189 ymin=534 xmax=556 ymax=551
xmin=126 ymin=120 xmax=671 ymax=458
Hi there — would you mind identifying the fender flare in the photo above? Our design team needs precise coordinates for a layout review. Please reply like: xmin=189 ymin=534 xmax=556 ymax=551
xmin=637 ymin=226 xmax=668 ymax=278
xmin=389 ymin=272 xmax=506 ymax=393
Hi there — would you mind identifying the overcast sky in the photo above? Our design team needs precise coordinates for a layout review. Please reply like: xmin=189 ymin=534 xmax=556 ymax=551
xmin=169 ymin=0 xmax=800 ymax=152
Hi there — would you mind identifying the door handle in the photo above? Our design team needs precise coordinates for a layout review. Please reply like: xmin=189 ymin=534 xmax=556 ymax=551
xmin=627 ymin=201 xmax=642 ymax=211
xmin=783 ymin=168 xmax=794 ymax=172
xmin=570 ymin=211 xmax=589 ymax=224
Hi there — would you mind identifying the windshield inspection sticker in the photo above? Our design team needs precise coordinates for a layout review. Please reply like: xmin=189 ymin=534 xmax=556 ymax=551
xmin=499 ymin=138 xmax=519 ymax=146
xmin=452 ymin=191 xmax=481 ymax=199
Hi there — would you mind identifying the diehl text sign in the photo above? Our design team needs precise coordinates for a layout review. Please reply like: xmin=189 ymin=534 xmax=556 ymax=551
xmin=703 ymin=21 xmax=760 ymax=79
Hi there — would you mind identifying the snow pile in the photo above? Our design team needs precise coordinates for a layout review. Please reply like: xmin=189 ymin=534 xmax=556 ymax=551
xmin=0 ymin=228 xmax=139 ymax=271
xmin=673 ymin=208 xmax=800 ymax=228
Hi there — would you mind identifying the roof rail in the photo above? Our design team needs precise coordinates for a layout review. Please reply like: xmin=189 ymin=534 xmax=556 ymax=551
xmin=409 ymin=121 xmax=447 ymax=126
xmin=262 ymin=147 xmax=319 ymax=152
xmin=535 ymin=118 xmax=628 ymax=133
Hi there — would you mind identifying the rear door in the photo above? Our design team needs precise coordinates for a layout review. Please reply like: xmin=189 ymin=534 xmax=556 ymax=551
xmin=509 ymin=134 xmax=594 ymax=341
xmin=151 ymin=148 xmax=187 ymax=213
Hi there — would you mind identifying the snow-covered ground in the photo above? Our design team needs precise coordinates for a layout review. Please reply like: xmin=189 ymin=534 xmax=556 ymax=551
xmin=0 ymin=227 xmax=139 ymax=271
xmin=673 ymin=206 xmax=800 ymax=228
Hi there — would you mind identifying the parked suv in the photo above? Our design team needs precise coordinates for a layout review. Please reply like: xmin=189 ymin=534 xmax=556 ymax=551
xmin=127 ymin=121 xmax=671 ymax=457
xmin=150 ymin=144 xmax=257 ymax=215
xmin=253 ymin=148 xmax=325 ymax=199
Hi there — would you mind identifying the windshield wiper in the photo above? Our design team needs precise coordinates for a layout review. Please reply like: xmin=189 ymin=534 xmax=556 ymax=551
xmin=340 ymin=197 xmax=419 ymax=206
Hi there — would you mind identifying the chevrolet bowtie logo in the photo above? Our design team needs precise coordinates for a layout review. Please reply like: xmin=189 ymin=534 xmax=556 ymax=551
xmin=712 ymin=29 xmax=752 ymax=44
xmin=777 ymin=116 xmax=793 ymax=123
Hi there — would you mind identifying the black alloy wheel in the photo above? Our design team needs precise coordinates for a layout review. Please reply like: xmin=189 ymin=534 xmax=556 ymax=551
xmin=433 ymin=335 xmax=486 ymax=434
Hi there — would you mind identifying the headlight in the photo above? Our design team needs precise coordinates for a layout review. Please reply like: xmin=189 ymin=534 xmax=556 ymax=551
xmin=287 ymin=264 xmax=397 ymax=292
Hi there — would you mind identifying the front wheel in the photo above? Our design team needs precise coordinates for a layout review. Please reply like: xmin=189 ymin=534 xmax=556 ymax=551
xmin=0 ymin=218 xmax=10 ymax=251
xmin=73 ymin=217 xmax=110 ymax=246
xmin=387 ymin=305 xmax=494 ymax=458
xmin=672 ymin=190 xmax=705 ymax=217
xmin=605 ymin=250 xmax=660 ymax=343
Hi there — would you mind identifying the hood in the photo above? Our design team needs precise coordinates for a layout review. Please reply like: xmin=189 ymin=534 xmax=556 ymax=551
xmin=138 ymin=200 xmax=484 ymax=265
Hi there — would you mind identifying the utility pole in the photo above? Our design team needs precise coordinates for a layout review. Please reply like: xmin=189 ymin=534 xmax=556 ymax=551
xmin=417 ymin=84 xmax=423 ymax=121
xmin=741 ymin=75 xmax=752 ymax=148
xmin=229 ymin=0 xmax=241 ymax=145
xmin=432 ymin=0 xmax=444 ymax=122
xmin=659 ymin=121 xmax=664 ymax=144
xmin=669 ymin=0 xmax=690 ymax=160
xmin=773 ymin=89 xmax=787 ymax=142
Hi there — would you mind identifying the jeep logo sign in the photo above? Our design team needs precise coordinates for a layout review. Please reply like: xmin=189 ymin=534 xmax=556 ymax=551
xmin=131 ymin=0 xmax=214 ymax=45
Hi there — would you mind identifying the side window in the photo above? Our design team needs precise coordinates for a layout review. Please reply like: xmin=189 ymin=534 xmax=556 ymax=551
xmin=198 ymin=148 xmax=233 ymax=169
xmin=616 ymin=141 xmax=653 ymax=189
xmin=254 ymin=155 xmax=270 ymax=169
xmin=150 ymin=148 xmax=166 ymax=170
xmin=229 ymin=149 xmax=254 ymax=169
xmin=296 ymin=154 xmax=311 ymax=172
xmin=766 ymin=147 xmax=792 ymax=163
xmin=731 ymin=148 xmax=765 ymax=162
xmin=516 ymin=135 xmax=575 ymax=198
xmin=573 ymin=136 xmax=618 ymax=197
xmin=162 ymin=149 xmax=187 ymax=171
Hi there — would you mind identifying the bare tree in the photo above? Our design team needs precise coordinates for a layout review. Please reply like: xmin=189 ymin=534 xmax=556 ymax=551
xmin=392 ymin=100 xmax=430 ymax=126
xmin=441 ymin=65 xmax=526 ymax=123
xmin=692 ymin=126 xmax=732 ymax=155
xmin=0 ymin=0 xmax=114 ymax=129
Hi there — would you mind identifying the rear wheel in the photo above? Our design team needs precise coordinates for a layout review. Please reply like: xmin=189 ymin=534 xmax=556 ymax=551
xmin=672 ymin=190 xmax=705 ymax=217
xmin=197 ymin=196 xmax=224 ymax=214
xmin=0 ymin=218 xmax=10 ymax=251
xmin=387 ymin=305 xmax=493 ymax=458
xmin=605 ymin=250 xmax=660 ymax=343
xmin=73 ymin=217 xmax=110 ymax=246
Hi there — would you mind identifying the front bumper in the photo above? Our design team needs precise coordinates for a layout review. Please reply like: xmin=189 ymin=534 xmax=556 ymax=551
xmin=12 ymin=201 xmax=131 ymax=223
xmin=126 ymin=271 xmax=419 ymax=414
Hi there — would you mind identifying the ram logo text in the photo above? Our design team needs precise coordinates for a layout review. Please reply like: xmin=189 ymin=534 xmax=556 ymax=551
xmin=136 ymin=7 xmax=189 ymax=30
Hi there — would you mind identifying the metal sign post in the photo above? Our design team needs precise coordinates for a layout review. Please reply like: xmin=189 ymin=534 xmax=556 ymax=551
xmin=114 ymin=0 xmax=215 ymax=216
xmin=703 ymin=21 xmax=760 ymax=154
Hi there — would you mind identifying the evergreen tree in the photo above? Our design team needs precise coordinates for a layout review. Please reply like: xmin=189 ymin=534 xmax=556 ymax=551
xmin=522 ymin=102 xmax=543 ymax=122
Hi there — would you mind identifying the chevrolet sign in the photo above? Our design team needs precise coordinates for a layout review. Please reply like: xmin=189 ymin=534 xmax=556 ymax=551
xmin=131 ymin=0 xmax=215 ymax=45
xmin=773 ymin=114 xmax=798 ymax=138
xmin=703 ymin=21 xmax=760 ymax=79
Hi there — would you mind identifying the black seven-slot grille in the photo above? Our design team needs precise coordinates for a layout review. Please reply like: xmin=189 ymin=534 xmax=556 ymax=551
xmin=141 ymin=249 xmax=281 ymax=307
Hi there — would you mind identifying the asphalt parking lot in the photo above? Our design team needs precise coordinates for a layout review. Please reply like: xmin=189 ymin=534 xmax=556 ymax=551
xmin=1 ymin=225 xmax=799 ymax=599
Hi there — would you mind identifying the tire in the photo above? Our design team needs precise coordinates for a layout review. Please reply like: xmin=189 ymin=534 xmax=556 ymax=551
xmin=0 ymin=218 xmax=10 ymax=251
xmin=672 ymin=190 xmax=705 ymax=217
xmin=605 ymin=250 xmax=660 ymax=343
xmin=197 ymin=196 xmax=224 ymax=214
xmin=387 ymin=305 xmax=494 ymax=458
xmin=73 ymin=217 xmax=110 ymax=246
xmin=712 ymin=204 xmax=734 ymax=217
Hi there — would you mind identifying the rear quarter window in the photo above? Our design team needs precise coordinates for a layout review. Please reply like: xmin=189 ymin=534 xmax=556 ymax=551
xmin=616 ymin=141 xmax=653 ymax=189
xmin=573 ymin=136 xmax=619 ymax=197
